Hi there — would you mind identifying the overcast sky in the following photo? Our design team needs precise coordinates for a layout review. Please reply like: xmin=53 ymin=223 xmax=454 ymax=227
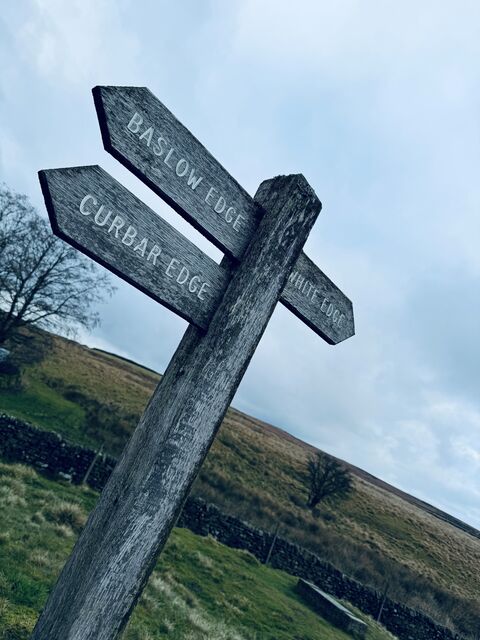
xmin=1 ymin=1 xmax=479 ymax=528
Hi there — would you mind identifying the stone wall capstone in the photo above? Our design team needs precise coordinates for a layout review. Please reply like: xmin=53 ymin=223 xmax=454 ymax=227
xmin=0 ymin=413 xmax=467 ymax=640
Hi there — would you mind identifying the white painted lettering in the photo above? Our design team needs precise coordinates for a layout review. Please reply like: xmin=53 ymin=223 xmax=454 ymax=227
xmin=295 ymin=276 xmax=305 ymax=289
xmin=139 ymin=126 xmax=154 ymax=146
xmin=122 ymin=225 xmax=137 ymax=246
xmin=320 ymin=298 xmax=329 ymax=312
xmin=311 ymin=289 xmax=318 ymax=303
xmin=94 ymin=205 xmax=112 ymax=227
xmin=188 ymin=275 xmax=200 ymax=293
xmin=147 ymin=245 xmax=161 ymax=265
xmin=108 ymin=216 xmax=125 ymax=238
xmin=198 ymin=282 xmax=210 ymax=300
xmin=332 ymin=310 xmax=340 ymax=323
xmin=81 ymin=194 xmax=170 ymax=270
xmin=80 ymin=194 xmax=96 ymax=216
xmin=127 ymin=112 xmax=143 ymax=134
xmin=164 ymin=148 xmax=175 ymax=168
xmin=302 ymin=281 xmax=312 ymax=295
xmin=225 ymin=206 xmax=234 ymax=223
xmin=175 ymin=158 xmax=189 ymax=177
xmin=233 ymin=214 xmax=244 ymax=232
xmin=176 ymin=266 xmax=190 ymax=285
xmin=133 ymin=238 xmax=148 ymax=257
xmin=153 ymin=137 xmax=167 ymax=157
xmin=165 ymin=258 xmax=180 ymax=277
xmin=214 ymin=196 xmax=226 ymax=214
xmin=205 ymin=186 xmax=217 ymax=205
xmin=326 ymin=303 xmax=334 ymax=317
xmin=187 ymin=169 xmax=203 ymax=190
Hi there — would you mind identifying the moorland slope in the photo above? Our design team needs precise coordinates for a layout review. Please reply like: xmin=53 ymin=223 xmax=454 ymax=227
xmin=0 ymin=329 xmax=478 ymax=637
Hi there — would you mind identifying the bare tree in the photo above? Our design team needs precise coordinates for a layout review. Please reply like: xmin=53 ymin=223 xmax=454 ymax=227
xmin=0 ymin=184 xmax=115 ymax=345
xmin=0 ymin=185 xmax=26 ymax=254
xmin=306 ymin=451 xmax=353 ymax=510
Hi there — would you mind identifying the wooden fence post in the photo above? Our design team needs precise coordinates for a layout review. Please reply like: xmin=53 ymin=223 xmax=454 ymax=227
xmin=265 ymin=522 xmax=281 ymax=565
xmin=376 ymin=580 xmax=390 ymax=623
xmin=81 ymin=444 xmax=104 ymax=486
xmin=30 ymin=173 xmax=321 ymax=640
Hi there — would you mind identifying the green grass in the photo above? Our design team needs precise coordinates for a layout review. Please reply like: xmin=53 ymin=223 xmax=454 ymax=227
xmin=0 ymin=376 xmax=85 ymax=434
xmin=0 ymin=461 xmax=396 ymax=640
xmin=1 ymin=329 xmax=479 ymax=638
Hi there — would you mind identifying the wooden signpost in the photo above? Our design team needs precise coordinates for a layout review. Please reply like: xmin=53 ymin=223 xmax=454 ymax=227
xmin=31 ymin=86 xmax=355 ymax=640
xmin=93 ymin=86 xmax=354 ymax=345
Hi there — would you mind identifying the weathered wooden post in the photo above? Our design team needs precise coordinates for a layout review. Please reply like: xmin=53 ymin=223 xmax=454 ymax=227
xmin=81 ymin=444 xmax=103 ymax=486
xmin=32 ymin=85 xmax=355 ymax=640
xmin=376 ymin=580 xmax=390 ymax=623
xmin=265 ymin=522 xmax=281 ymax=565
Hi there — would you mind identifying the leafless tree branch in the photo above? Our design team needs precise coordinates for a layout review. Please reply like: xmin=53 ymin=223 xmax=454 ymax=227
xmin=0 ymin=184 xmax=116 ymax=344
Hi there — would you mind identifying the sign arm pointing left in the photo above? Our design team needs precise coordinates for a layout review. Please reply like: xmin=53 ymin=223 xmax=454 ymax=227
xmin=38 ymin=165 xmax=230 ymax=330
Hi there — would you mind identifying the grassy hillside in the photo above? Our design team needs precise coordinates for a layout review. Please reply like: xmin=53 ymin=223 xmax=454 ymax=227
xmin=0 ymin=461 xmax=396 ymax=640
xmin=0 ymin=329 xmax=479 ymax=637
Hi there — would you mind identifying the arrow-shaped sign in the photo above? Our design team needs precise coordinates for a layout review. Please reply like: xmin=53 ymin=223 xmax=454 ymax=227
xmin=40 ymin=163 xmax=353 ymax=343
xmin=39 ymin=165 xmax=229 ymax=329
xmin=93 ymin=86 xmax=354 ymax=344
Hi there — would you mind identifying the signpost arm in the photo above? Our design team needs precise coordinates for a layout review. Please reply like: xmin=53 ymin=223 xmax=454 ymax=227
xmin=30 ymin=174 xmax=321 ymax=640
xmin=91 ymin=85 xmax=354 ymax=345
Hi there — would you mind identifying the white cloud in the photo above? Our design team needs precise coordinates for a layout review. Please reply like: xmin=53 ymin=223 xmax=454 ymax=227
xmin=1 ymin=0 xmax=480 ymax=529
xmin=229 ymin=0 xmax=480 ymax=276
xmin=452 ymin=438 xmax=480 ymax=465
xmin=15 ymin=0 xmax=141 ymax=86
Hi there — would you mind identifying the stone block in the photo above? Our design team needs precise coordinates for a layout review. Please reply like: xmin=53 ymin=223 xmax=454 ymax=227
xmin=296 ymin=578 xmax=367 ymax=639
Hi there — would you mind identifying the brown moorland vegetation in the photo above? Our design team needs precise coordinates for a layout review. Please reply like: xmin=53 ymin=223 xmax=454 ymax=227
xmin=0 ymin=328 xmax=479 ymax=637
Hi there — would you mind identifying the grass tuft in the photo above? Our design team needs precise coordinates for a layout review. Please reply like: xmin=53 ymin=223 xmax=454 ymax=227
xmin=0 ymin=461 xmax=396 ymax=640
xmin=1 ymin=329 xmax=479 ymax=637
xmin=42 ymin=501 xmax=86 ymax=534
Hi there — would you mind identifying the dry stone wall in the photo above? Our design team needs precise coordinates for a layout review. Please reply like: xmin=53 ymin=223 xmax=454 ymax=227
xmin=0 ymin=414 xmax=467 ymax=640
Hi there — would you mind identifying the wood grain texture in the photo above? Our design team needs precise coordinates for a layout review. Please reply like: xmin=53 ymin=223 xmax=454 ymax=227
xmin=93 ymin=85 xmax=260 ymax=258
xmin=30 ymin=174 xmax=321 ymax=640
xmin=38 ymin=165 xmax=230 ymax=330
xmin=282 ymin=253 xmax=354 ymax=345
xmin=93 ymin=85 xmax=354 ymax=344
